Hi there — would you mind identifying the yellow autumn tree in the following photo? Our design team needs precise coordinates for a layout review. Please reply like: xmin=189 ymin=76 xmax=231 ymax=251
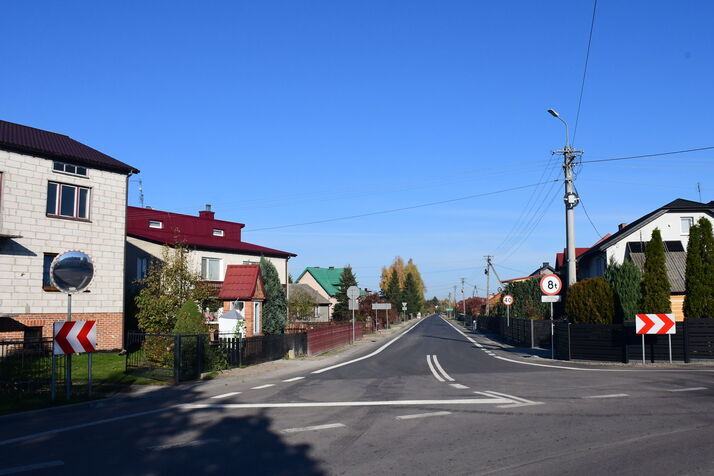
xmin=379 ymin=257 xmax=426 ymax=296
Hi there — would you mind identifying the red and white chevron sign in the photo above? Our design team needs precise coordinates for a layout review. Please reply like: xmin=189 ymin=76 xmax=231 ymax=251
xmin=53 ymin=321 xmax=97 ymax=355
xmin=635 ymin=314 xmax=676 ymax=335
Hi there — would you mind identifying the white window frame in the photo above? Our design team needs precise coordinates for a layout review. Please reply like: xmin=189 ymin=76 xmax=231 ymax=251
xmin=148 ymin=220 xmax=163 ymax=229
xmin=681 ymin=217 xmax=694 ymax=235
xmin=253 ymin=302 xmax=261 ymax=334
xmin=201 ymin=257 xmax=222 ymax=281
xmin=46 ymin=181 xmax=90 ymax=219
xmin=53 ymin=161 xmax=88 ymax=177
xmin=212 ymin=228 xmax=224 ymax=237
xmin=136 ymin=257 xmax=148 ymax=280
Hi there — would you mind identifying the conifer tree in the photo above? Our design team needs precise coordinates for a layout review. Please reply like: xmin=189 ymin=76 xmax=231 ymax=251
xmin=384 ymin=268 xmax=402 ymax=311
xmin=685 ymin=218 xmax=714 ymax=318
xmin=260 ymin=257 xmax=287 ymax=334
xmin=333 ymin=266 xmax=358 ymax=321
xmin=402 ymin=271 xmax=422 ymax=314
xmin=604 ymin=258 xmax=642 ymax=322
xmin=641 ymin=228 xmax=671 ymax=313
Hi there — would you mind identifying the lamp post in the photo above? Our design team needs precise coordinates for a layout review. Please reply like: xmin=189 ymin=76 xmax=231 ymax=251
xmin=548 ymin=109 xmax=582 ymax=288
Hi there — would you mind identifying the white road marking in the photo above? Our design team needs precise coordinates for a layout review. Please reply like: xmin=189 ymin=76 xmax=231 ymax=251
xmin=440 ymin=317 xmax=714 ymax=373
xmin=582 ymin=393 xmax=629 ymax=399
xmin=283 ymin=377 xmax=305 ymax=382
xmin=396 ymin=411 xmax=452 ymax=420
xmin=432 ymin=355 xmax=455 ymax=381
xmin=0 ymin=406 xmax=179 ymax=447
xmin=426 ymin=355 xmax=445 ymax=382
xmin=312 ymin=318 xmax=425 ymax=374
xmin=182 ymin=397 xmax=510 ymax=410
xmin=211 ymin=392 xmax=240 ymax=399
xmin=0 ymin=461 xmax=64 ymax=475
xmin=450 ymin=384 xmax=469 ymax=389
xmin=148 ymin=439 xmax=219 ymax=451
xmin=251 ymin=384 xmax=275 ymax=390
xmin=280 ymin=423 xmax=346 ymax=434
xmin=666 ymin=387 xmax=707 ymax=392
xmin=477 ymin=390 xmax=544 ymax=408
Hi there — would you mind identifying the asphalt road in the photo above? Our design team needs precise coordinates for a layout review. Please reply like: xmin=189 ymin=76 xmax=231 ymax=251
xmin=2 ymin=315 xmax=713 ymax=475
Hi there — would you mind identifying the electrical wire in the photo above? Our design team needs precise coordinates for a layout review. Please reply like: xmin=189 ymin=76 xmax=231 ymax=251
xmin=581 ymin=146 xmax=714 ymax=164
xmin=572 ymin=0 xmax=598 ymax=145
xmin=574 ymin=185 xmax=603 ymax=238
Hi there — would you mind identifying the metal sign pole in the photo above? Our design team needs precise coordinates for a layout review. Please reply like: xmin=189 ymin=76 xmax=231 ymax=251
xmin=642 ymin=334 xmax=645 ymax=364
xmin=506 ymin=306 xmax=509 ymax=326
xmin=550 ymin=302 xmax=554 ymax=360
xmin=51 ymin=355 xmax=56 ymax=401
xmin=352 ymin=309 xmax=355 ymax=344
xmin=668 ymin=334 xmax=672 ymax=363
xmin=66 ymin=293 xmax=72 ymax=400
xmin=88 ymin=352 xmax=93 ymax=397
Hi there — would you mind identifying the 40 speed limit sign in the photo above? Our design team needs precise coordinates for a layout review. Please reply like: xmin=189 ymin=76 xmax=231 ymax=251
xmin=540 ymin=274 xmax=562 ymax=296
xmin=502 ymin=294 xmax=514 ymax=306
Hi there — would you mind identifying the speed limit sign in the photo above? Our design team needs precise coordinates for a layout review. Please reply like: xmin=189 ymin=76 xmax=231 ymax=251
xmin=540 ymin=274 xmax=562 ymax=296
xmin=502 ymin=294 xmax=514 ymax=306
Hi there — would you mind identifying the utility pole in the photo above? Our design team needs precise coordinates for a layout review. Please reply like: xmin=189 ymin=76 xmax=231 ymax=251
xmin=461 ymin=278 xmax=466 ymax=320
xmin=548 ymin=109 xmax=583 ymax=288
xmin=452 ymin=285 xmax=458 ymax=319
xmin=484 ymin=256 xmax=492 ymax=316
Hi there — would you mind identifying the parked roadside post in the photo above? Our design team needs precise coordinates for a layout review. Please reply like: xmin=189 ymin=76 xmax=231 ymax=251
xmin=372 ymin=303 xmax=392 ymax=332
xmin=347 ymin=286 xmax=360 ymax=343
xmin=502 ymin=294 xmax=513 ymax=326
xmin=50 ymin=250 xmax=95 ymax=400
xmin=540 ymin=274 xmax=562 ymax=360
xmin=636 ymin=314 xmax=675 ymax=364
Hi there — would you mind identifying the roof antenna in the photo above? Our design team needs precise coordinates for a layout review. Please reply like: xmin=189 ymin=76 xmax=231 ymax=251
xmin=697 ymin=182 xmax=702 ymax=202
xmin=130 ymin=178 xmax=145 ymax=208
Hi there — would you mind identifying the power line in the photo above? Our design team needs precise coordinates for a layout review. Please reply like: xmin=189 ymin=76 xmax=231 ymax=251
xmin=582 ymin=146 xmax=714 ymax=164
xmin=572 ymin=0 xmax=598 ymax=145
xmin=244 ymin=179 xmax=560 ymax=232
xmin=574 ymin=185 xmax=602 ymax=238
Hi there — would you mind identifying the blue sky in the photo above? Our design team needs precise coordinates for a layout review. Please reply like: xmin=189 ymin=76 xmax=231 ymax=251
xmin=3 ymin=1 xmax=713 ymax=298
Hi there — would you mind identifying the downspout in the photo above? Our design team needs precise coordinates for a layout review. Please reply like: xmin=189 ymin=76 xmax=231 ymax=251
xmin=122 ymin=171 xmax=133 ymax=350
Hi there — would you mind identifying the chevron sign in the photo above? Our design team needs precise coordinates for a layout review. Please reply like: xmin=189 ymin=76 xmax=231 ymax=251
xmin=635 ymin=314 xmax=676 ymax=335
xmin=53 ymin=321 xmax=97 ymax=355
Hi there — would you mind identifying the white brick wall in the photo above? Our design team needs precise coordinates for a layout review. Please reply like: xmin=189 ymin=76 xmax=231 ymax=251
xmin=0 ymin=150 xmax=128 ymax=314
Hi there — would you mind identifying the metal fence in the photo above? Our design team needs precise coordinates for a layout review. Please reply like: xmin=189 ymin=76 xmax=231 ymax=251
xmin=473 ymin=315 xmax=552 ymax=349
xmin=0 ymin=338 xmax=65 ymax=394
xmin=126 ymin=331 xmax=309 ymax=382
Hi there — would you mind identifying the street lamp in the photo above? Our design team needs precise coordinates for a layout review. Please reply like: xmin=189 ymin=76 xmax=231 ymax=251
xmin=548 ymin=108 xmax=581 ymax=288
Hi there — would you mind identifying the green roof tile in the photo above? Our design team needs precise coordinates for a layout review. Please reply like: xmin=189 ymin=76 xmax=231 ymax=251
xmin=296 ymin=267 xmax=345 ymax=297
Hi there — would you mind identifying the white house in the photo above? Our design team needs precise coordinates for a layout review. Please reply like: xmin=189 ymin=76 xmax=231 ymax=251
xmin=577 ymin=198 xmax=714 ymax=320
xmin=0 ymin=120 xmax=138 ymax=349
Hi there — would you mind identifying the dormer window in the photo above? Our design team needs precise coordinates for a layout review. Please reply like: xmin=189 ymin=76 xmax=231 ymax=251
xmin=53 ymin=161 xmax=87 ymax=177
xmin=213 ymin=229 xmax=224 ymax=237
xmin=149 ymin=220 xmax=163 ymax=229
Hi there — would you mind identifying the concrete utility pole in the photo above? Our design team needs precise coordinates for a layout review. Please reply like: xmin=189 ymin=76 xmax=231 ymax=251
xmin=461 ymin=278 xmax=466 ymax=320
xmin=548 ymin=109 xmax=583 ymax=288
xmin=484 ymin=256 xmax=492 ymax=316
xmin=453 ymin=285 xmax=458 ymax=318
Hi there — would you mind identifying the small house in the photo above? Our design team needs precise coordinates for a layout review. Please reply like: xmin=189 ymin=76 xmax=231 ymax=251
xmin=218 ymin=265 xmax=265 ymax=337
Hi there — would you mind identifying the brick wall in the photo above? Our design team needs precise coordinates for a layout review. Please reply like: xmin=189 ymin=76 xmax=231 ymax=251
xmin=8 ymin=312 xmax=123 ymax=350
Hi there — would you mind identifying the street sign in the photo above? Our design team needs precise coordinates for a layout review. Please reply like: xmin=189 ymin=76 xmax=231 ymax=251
xmin=372 ymin=303 xmax=392 ymax=310
xmin=636 ymin=314 xmax=675 ymax=335
xmin=53 ymin=321 xmax=97 ymax=355
xmin=502 ymin=294 xmax=514 ymax=306
xmin=402 ymin=301 xmax=407 ymax=311
xmin=50 ymin=250 xmax=95 ymax=294
xmin=539 ymin=274 xmax=562 ymax=296
xmin=348 ymin=299 xmax=358 ymax=310
xmin=541 ymin=295 xmax=562 ymax=303
xmin=445 ymin=308 xmax=454 ymax=311
xmin=347 ymin=286 xmax=360 ymax=300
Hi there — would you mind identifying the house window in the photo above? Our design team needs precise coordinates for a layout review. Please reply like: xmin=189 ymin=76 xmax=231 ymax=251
xmin=243 ymin=260 xmax=259 ymax=266
xmin=212 ymin=228 xmax=224 ymax=237
xmin=681 ymin=217 xmax=693 ymax=235
xmin=46 ymin=182 xmax=90 ymax=219
xmin=148 ymin=220 xmax=163 ymax=229
xmin=42 ymin=253 xmax=58 ymax=290
xmin=201 ymin=257 xmax=222 ymax=281
xmin=136 ymin=257 xmax=148 ymax=280
xmin=24 ymin=326 xmax=43 ymax=344
xmin=253 ymin=302 xmax=261 ymax=334
xmin=53 ymin=161 xmax=87 ymax=177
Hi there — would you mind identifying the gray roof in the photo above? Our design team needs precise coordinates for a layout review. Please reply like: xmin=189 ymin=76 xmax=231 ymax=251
xmin=288 ymin=284 xmax=330 ymax=305
xmin=628 ymin=241 xmax=687 ymax=294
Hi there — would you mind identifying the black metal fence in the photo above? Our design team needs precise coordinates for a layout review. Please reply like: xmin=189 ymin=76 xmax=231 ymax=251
xmin=0 ymin=338 xmax=65 ymax=395
xmin=472 ymin=315 xmax=552 ymax=348
xmin=125 ymin=331 xmax=308 ymax=383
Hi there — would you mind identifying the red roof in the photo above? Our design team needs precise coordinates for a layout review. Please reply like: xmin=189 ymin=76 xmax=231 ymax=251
xmin=0 ymin=120 xmax=138 ymax=174
xmin=126 ymin=206 xmax=296 ymax=258
xmin=219 ymin=265 xmax=263 ymax=300
xmin=555 ymin=248 xmax=590 ymax=269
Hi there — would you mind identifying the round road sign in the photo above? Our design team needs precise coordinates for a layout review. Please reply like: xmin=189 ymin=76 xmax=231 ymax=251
xmin=347 ymin=286 xmax=361 ymax=300
xmin=502 ymin=294 xmax=514 ymax=306
xmin=540 ymin=274 xmax=562 ymax=296
xmin=50 ymin=250 xmax=95 ymax=294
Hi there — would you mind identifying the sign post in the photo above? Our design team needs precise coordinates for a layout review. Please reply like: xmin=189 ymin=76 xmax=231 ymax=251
xmin=50 ymin=250 xmax=95 ymax=400
xmin=540 ymin=274 xmax=562 ymax=360
xmin=636 ymin=314 xmax=675 ymax=364
xmin=502 ymin=294 xmax=514 ymax=325
xmin=372 ymin=303 xmax=392 ymax=330
xmin=347 ymin=286 xmax=360 ymax=343
xmin=401 ymin=302 xmax=407 ymax=321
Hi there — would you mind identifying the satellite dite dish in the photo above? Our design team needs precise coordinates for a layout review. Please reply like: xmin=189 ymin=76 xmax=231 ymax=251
xmin=50 ymin=250 xmax=95 ymax=294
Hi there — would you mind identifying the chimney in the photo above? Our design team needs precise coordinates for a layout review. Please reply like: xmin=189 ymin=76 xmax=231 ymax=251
xmin=542 ymin=262 xmax=549 ymax=269
xmin=199 ymin=204 xmax=215 ymax=220
xmin=618 ymin=223 xmax=628 ymax=231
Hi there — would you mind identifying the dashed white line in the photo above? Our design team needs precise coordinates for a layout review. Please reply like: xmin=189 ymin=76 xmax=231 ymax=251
xmin=183 ymin=397 xmax=510 ymax=410
xmin=432 ymin=355 xmax=455 ymax=381
xmin=0 ymin=461 xmax=64 ymax=475
xmin=582 ymin=393 xmax=629 ymax=399
xmin=211 ymin=392 xmax=240 ymax=399
xmin=396 ymin=411 xmax=452 ymax=420
xmin=251 ymin=384 xmax=275 ymax=390
xmin=666 ymin=387 xmax=707 ymax=392
xmin=283 ymin=377 xmax=305 ymax=382
xmin=450 ymin=384 xmax=469 ymax=390
xmin=281 ymin=423 xmax=346 ymax=434
xmin=427 ymin=355 xmax=445 ymax=382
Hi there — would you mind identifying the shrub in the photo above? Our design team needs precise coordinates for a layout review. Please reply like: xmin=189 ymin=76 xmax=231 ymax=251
xmin=641 ymin=228 xmax=671 ymax=313
xmin=604 ymin=258 xmax=642 ymax=322
xmin=565 ymin=277 xmax=615 ymax=324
